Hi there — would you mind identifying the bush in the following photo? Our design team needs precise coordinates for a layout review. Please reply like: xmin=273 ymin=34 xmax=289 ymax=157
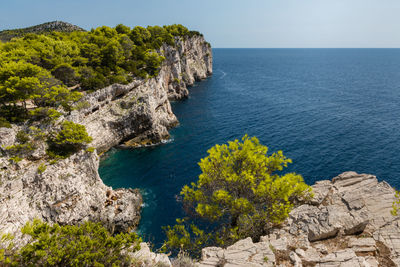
xmin=74 ymin=100 xmax=90 ymax=111
xmin=47 ymin=121 xmax=92 ymax=158
xmin=1 ymin=219 xmax=141 ymax=266
xmin=29 ymin=107 xmax=62 ymax=123
xmin=8 ymin=156 xmax=22 ymax=164
xmin=171 ymin=251 xmax=197 ymax=267
xmin=163 ymin=135 xmax=313 ymax=256
xmin=37 ymin=163 xmax=46 ymax=174
xmin=51 ymin=63 xmax=78 ymax=87
xmin=0 ymin=117 xmax=11 ymax=128
xmin=6 ymin=130 xmax=35 ymax=158
xmin=392 ymin=190 xmax=400 ymax=216
xmin=16 ymin=130 xmax=29 ymax=143
xmin=86 ymin=146 xmax=95 ymax=153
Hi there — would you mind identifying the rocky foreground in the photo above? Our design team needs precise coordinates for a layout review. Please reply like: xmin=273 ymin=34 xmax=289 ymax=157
xmin=0 ymin=35 xmax=212 ymax=244
xmin=196 ymin=172 xmax=400 ymax=267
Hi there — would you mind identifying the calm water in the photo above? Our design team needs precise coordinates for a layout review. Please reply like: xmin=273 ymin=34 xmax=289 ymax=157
xmin=99 ymin=48 xmax=400 ymax=246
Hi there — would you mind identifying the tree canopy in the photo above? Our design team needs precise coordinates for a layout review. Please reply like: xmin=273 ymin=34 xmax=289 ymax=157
xmin=163 ymin=135 xmax=312 ymax=256
xmin=47 ymin=120 xmax=93 ymax=158
xmin=0 ymin=220 xmax=141 ymax=266
xmin=0 ymin=24 xmax=202 ymax=123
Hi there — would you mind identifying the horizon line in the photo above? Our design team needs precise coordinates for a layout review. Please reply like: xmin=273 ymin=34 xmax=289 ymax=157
xmin=212 ymin=47 xmax=400 ymax=49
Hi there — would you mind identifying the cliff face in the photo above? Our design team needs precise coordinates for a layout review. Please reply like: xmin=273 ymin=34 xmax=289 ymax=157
xmin=69 ymin=35 xmax=212 ymax=152
xmin=199 ymin=172 xmax=400 ymax=267
xmin=0 ymin=35 xmax=212 ymax=244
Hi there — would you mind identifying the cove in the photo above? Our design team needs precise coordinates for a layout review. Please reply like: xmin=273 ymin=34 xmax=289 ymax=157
xmin=99 ymin=48 xmax=400 ymax=247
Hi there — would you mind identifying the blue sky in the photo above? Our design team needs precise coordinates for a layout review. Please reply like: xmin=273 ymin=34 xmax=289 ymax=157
xmin=1 ymin=0 xmax=400 ymax=48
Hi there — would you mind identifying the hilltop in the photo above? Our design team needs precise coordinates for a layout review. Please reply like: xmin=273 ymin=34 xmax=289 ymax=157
xmin=0 ymin=21 xmax=85 ymax=41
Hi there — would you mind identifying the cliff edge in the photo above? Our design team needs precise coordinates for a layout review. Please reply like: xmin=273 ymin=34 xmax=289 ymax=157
xmin=0 ymin=35 xmax=212 ymax=245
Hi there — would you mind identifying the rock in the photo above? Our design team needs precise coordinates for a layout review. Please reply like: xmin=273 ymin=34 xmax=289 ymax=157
xmin=67 ymin=35 xmax=212 ymax=153
xmin=289 ymin=251 xmax=302 ymax=267
xmin=199 ymin=237 xmax=275 ymax=267
xmin=0 ymin=35 xmax=212 ymax=247
xmin=199 ymin=172 xmax=400 ymax=267
xmin=131 ymin=242 xmax=172 ymax=267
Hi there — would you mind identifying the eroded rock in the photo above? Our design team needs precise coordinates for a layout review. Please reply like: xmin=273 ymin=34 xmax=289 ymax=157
xmin=199 ymin=172 xmax=400 ymax=266
xmin=0 ymin=35 xmax=212 ymax=248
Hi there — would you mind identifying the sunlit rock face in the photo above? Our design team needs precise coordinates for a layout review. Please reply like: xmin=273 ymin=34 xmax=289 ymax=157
xmin=199 ymin=172 xmax=400 ymax=267
xmin=0 ymin=35 xmax=212 ymax=247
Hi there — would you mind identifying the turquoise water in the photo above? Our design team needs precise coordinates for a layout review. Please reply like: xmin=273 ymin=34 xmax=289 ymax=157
xmin=99 ymin=48 xmax=400 ymax=246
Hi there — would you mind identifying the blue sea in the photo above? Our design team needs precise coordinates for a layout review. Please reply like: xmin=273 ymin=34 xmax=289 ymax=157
xmin=99 ymin=48 xmax=400 ymax=246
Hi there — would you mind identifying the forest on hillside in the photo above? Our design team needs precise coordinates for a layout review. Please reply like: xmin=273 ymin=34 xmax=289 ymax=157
xmin=0 ymin=24 xmax=203 ymax=124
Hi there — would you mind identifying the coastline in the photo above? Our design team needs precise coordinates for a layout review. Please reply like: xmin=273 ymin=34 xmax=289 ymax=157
xmin=0 ymin=35 xmax=213 ymax=246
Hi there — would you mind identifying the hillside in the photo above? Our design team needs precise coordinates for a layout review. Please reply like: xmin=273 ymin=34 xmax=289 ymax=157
xmin=0 ymin=21 xmax=212 ymax=265
xmin=0 ymin=21 xmax=85 ymax=42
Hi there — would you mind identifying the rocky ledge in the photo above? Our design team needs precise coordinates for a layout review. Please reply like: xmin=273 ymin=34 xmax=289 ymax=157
xmin=199 ymin=172 xmax=400 ymax=267
xmin=0 ymin=35 xmax=212 ymax=245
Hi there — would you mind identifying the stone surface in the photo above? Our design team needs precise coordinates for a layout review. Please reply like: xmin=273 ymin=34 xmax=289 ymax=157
xmin=131 ymin=242 xmax=172 ymax=267
xmin=0 ymin=35 xmax=212 ymax=248
xmin=198 ymin=237 xmax=275 ymax=267
xmin=199 ymin=172 xmax=400 ymax=266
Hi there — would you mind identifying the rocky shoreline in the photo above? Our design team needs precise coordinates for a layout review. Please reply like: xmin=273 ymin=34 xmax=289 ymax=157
xmin=0 ymin=35 xmax=213 ymax=246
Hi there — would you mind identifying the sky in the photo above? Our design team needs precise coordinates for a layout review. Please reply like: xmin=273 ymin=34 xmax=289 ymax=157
xmin=1 ymin=0 xmax=400 ymax=48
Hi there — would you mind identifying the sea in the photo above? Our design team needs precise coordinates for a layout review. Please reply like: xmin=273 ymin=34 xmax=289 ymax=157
xmin=99 ymin=48 xmax=400 ymax=247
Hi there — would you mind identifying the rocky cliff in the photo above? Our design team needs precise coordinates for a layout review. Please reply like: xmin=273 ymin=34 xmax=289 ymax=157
xmin=0 ymin=35 xmax=212 ymax=245
xmin=198 ymin=172 xmax=400 ymax=267
xmin=69 ymin=35 xmax=212 ymax=152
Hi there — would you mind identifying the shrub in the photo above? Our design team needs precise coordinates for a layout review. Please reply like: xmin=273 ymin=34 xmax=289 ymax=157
xmin=74 ymin=100 xmax=90 ymax=111
xmin=29 ymin=126 xmax=46 ymax=141
xmin=16 ymin=130 xmax=29 ymax=144
xmin=171 ymin=251 xmax=197 ymax=267
xmin=86 ymin=146 xmax=95 ymax=153
xmin=6 ymin=143 xmax=35 ymax=155
xmin=37 ymin=163 xmax=46 ymax=174
xmin=5 ymin=130 xmax=36 ymax=158
xmin=51 ymin=63 xmax=78 ymax=87
xmin=164 ymin=135 xmax=313 ymax=256
xmin=0 ymin=117 xmax=11 ymax=128
xmin=29 ymin=107 xmax=62 ymax=123
xmin=9 ymin=156 xmax=22 ymax=164
xmin=392 ymin=190 xmax=400 ymax=216
xmin=0 ymin=233 xmax=14 ymax=264
xmin=2 ymin=219 xmax=141 ymax=266
xmin=47 ymin=121 xmax=92 ymax=158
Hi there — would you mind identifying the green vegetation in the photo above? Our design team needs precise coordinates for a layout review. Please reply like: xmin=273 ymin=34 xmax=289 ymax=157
xmin=37 ymin=163 xmax=46 ymax=174
xmin=0 ymin=117 xmax=11 ymax=128
xmin=163 ymin=135 xmax=312 ymax=256
xmin=0 ymin=23 xmax=202 ymax=123
xmin=0 ymin=219 xmax=141 ymax=266
xmin=8 ymin=156 xmax=22 ymax=164
xmin=5 ymin=130 xmax=36 ymax=158
xmin=0 ymin=21 xmax=85 ymax=42
xmin=4 ymin=127 xmax=48 ymax=160
xmin=47 ymin=121 xmax=92 ymax=158
xmin=86 ymin=146 xmax=95 ymax=153
xmin=392 ymin=191 xmax=400 ymax=216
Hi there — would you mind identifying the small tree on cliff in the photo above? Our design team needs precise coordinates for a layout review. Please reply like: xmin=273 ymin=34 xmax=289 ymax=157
xmin=163 ymin=135 xmax=313 ymax=255
xmin=47 ymin=120 xmax=93 ymax=158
